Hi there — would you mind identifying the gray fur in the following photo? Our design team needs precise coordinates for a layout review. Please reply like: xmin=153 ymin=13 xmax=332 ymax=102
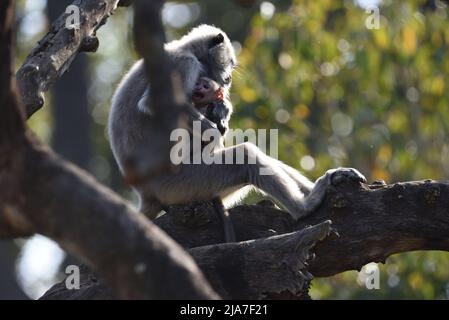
xmin=108 ymin=24 xmax=366 ymax=219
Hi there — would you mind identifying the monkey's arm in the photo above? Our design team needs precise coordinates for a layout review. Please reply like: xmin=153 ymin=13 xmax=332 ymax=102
xmin=170 ymin=52 xmax=204 ymax=95
xmin=138 ymin=51 xmax=219 ymax=135
xmin=137 ymin=52 xmax=203 ymax=115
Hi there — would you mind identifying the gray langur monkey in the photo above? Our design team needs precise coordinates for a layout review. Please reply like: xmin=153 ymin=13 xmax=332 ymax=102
xmin=108 ymin=25 xmax=367 ymax=238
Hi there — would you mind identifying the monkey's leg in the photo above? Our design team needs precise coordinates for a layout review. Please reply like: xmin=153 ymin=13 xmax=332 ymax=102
xmin=269 ymin=159 xmax=315 ymax=195
xmin=217 ymin=144 xmax=366 ymax=220
xmin=148 ymin=143 xmax=365 ymax=221
xmin=148 ymin=143 xmax=313 ymax=220
xmin=146 ymin=143 xmax=292 ymax=202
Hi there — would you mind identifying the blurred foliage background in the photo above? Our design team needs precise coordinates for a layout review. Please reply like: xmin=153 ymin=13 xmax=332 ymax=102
xmin=1 ymin=0 xmax=449 ymax=299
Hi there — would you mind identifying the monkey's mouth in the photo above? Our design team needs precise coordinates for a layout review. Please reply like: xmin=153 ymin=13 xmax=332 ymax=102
xmin=193 ymin=92 xmax=205 ymax=99
xmin=192 ymin=92 xmax=206 ymax=104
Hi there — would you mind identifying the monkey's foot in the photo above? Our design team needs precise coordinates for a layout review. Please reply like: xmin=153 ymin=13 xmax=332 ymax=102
xmin=328 ymin=167 xmax=367 ymax=186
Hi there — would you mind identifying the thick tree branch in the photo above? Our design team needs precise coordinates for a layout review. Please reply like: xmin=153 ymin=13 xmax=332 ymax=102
xmin=189 ymin=220 xmax=332 ymax=299
xmin=157 ymin=179 xmax=449 ymax=278
xmin=16 ymin=0 xmax=129 ymax=118
xmin=18 ymin=144 xmax=218 ymax=299
xmin=41 ymin=220 xmax=333 ymax=300
xmin=0 ymin=0 xmax=30 ymax=239
xmin=2 ymin=0 xmax=218 ymax=300
xmin=41 ymin=178 xmax=449 ymax=299
xmin=130 ymin=0 xmax=182 ymax=177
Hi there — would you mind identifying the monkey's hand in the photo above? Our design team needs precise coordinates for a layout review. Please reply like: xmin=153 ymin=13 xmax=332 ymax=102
xmin=205 ymin=101 xmax=228 ymax=135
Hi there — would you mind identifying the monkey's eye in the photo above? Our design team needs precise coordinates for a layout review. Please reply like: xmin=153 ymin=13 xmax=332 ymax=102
xmin=224 ymin=75 xmax=232 ymax=85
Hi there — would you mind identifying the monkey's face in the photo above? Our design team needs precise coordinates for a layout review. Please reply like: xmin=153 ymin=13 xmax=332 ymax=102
xmin=198 ymin=33 xmax=237 ymax=99
xmin=192 ymin=77 xmax=222 ymax=107
xmin=168 ymin=25 xmax=237 ymax=100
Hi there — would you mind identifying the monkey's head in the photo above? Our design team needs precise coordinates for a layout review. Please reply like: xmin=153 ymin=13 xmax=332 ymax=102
xmin=166 ymin=25 xmax=237 ymax=99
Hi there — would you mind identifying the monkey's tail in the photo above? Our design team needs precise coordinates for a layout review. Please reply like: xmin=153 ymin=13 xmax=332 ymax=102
xmin=212 ymin=197 xmax=236 ymax=243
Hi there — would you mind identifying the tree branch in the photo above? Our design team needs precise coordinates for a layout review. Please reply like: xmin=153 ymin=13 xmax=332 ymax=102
xmin=41 ymin=220 xmax=333 ymax=300
xmin=41 ymin=178 xmax=449 ymax=299
xmin=189 ymin=220 xmax=332 ymax=299
xmin=2 ymin=0 xmax=219 ymax=300
xmin=157 ymin=179 xmax=449 ymax=277
xmin=0 ymin=0 xmax=30 ymax=239
xmin=130 ymin=0 xmax=182 ymax=177
xmin=18 ymin=144 xmax=218 ymax=299
xmin=16 ymin=0 xmax=128 ymax=118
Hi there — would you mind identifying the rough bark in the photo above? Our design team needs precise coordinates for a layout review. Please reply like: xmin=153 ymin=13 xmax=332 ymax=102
xmin=16 ymin=0 xmax=129 ymax=118
xmin=40 ymin=178 xmax=449 ymax=299
xmin=156 ymin=179 xmax=449 ymax=278
xmin=41 ymin=220 xmax=333 ymax=300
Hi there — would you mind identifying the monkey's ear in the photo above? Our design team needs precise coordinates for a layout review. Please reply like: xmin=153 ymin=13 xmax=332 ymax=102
xmin=209 ymin=33 xmax=225 ymax=48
